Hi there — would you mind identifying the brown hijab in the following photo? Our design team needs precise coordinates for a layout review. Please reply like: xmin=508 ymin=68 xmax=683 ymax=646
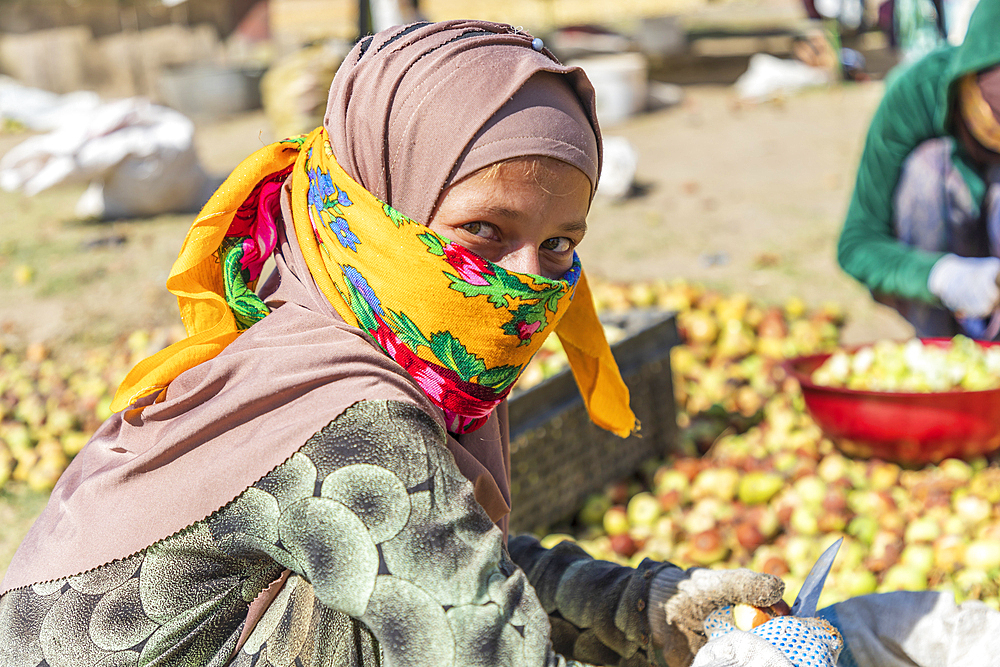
xmin=2 ymin=20 xmax=603 ymax=593
xmin=325 ymin=19 xmax=602 ymax=223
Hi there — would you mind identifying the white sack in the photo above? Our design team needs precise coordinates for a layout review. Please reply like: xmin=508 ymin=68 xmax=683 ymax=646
xmin=596 ymin=136 xmax=638 ymax=200
xmin=734 ymin=53 xmax=832 ymax=102
xmin=0 ymin=91 xmax=213 ymax=219
xmin=0 ymin=76 xmax=102 ymax=132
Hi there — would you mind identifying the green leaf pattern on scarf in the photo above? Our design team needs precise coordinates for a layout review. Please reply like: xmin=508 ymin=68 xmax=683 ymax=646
xmin=476 ymin=363 xmax=522 ymax=390
xmin=429 ymin=332 xmax=487 ymax=380
xmin=384 ymin=203 xmax=414 ymax=228
xmin=340 ymin=273 xmax=381 ymax=334
xmin=222 ymin=236 xmax=271 ymax=330
xmin=280 ymin=135 xmax=308 ymax=149
xmin=384 ymin=309 xmax=432 ymax=350
xmin=500 ymin=302 xmax=549 ymax=345
xmin=446 ymin=272 xmax=512 ymax=308
xmin=418 ymin=232 xmax=447 ymax=256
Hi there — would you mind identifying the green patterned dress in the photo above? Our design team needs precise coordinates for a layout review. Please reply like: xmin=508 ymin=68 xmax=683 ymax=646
xmin=0 ymin=401 xmax=667 ymax=667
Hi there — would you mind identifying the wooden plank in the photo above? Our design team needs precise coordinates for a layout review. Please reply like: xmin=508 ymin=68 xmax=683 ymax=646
xmin=679 ymin=3 xmax=816 ymax=35
xmin=0 ymin=27 xmax=94 ymax=94
xmin=421 ymin=0 xmax=706 ymax=31
xmin=269 ymin=0 xmax=356 ymax=43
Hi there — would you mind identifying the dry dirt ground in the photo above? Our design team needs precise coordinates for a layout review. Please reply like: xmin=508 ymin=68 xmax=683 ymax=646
xmin=0 ymin=75 xmax=915 ymax=578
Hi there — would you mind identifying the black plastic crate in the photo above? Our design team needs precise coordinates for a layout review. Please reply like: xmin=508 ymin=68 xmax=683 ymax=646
xmin=508 ymin=309 xmax=680 ymax=534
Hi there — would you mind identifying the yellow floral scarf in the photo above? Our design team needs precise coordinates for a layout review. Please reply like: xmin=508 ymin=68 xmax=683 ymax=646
xmin=113 ymin=128 xmax=637 ymax=436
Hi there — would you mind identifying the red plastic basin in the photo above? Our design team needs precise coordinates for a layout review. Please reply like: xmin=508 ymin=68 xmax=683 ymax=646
xmin=784 ymin=338 xmax=1000 ymax=466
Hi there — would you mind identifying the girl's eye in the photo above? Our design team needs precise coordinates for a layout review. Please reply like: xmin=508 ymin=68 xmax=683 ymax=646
xmin=461 ymin=221 xmax=499 ymax=240
xmin=541 ymin=237 xmax=573 ymax=253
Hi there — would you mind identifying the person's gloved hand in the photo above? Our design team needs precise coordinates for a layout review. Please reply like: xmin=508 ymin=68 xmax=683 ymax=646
xmin=927 ymin=254 xmax=1000 ymax=318
xmin=690 ymin=606 xmax=843 ymax=667
xmin=647 ymin=567 xmax=786 ymax=667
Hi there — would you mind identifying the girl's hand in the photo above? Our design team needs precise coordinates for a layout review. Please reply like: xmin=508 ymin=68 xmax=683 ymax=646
xmin=647 ymin=567 xmax=786 ymax=667
xmin=691 ymin=606 xmax=843 ymax=667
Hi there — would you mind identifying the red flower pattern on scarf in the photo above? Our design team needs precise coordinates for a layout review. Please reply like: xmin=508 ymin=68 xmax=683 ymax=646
xmin=228 ymin=173 xmax=288 ymax=280
xmin=516 ymin=320 xmax=542 ymax=340
xmin=442 ymin=242 xmax=494 ymax=286
xmin=370 ymin=316 xmax=499 ymax=431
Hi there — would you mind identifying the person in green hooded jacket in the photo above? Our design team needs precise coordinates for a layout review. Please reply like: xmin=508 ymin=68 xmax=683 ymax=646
xmin=838 ymin=0 xmax=1000 ymax=339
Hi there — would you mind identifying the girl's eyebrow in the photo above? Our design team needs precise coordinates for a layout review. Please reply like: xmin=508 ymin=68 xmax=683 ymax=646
xmin=560 ymin=220 xmax=588 ymax=235
xmin=479 ymin=205 xmax=588 ymax=233
xmin=479 ymin=204 xmax=520 ymax=219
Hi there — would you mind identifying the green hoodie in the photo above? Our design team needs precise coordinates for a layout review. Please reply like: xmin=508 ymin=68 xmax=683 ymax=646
xmin=837 ymin=0 xmax=1000 ymax=303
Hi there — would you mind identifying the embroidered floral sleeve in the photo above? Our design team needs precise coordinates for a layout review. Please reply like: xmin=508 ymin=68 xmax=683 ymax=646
xmin=1 ymin=400 xmax=655 ymax=667
xmin=229 ymin=398 xmax=593 ymax=666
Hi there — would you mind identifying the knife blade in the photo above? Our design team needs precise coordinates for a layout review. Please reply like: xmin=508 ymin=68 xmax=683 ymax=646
xmin=790 ymin=537 xmax=843 ymax=617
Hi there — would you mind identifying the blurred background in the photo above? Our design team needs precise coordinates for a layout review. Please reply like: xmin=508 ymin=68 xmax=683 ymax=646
xmin=4 ymin=0 xmax=1000 ymax=615
xmin=0 ymin=0 xmax=914 ymax=349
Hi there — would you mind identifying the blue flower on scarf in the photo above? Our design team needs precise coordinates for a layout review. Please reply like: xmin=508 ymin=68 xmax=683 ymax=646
xmin=308 ymin=168 xmax=337 ymax=210
xmin=343 ymin=265 xmax=383 ymax=316
xmin=307 ymin=183 xmax=323 ymax=211
xmin=334 ymin=185 xmax=353 ymax=208
xmin=329 ymin=216 xmax=360 ymax=251
xmin=560 ymin=252 xmax=582 ymax=287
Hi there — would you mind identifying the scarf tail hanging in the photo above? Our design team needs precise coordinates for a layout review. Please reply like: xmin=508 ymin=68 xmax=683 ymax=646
xmin=555 ymin=273 xmax=638 ymax=438
xmin=111 ymin=140 xmax=302 ymax=412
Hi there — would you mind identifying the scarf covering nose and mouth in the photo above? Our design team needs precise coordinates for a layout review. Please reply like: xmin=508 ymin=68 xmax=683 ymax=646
xmin=113 ymin=20 xmax=637 ymax=438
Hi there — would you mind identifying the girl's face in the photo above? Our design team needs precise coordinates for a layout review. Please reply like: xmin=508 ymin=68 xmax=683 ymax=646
xmin=427 ymin=156 xmax=590 ymax=279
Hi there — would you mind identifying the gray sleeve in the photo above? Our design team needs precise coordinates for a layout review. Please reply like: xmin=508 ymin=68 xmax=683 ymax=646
xmin=509 ymin=534 xmax=669 ymax=667
xmin=819 ymin=591 xmax=1000 ymax=667
xmin=217 ymin=399 xmax=598 ymax=666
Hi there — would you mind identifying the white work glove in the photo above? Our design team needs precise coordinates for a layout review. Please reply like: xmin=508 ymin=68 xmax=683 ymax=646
xmin=927 ymin=254 xmax=1000 ymax=318
xmin=648 ymin=567 xmax=786 ymax=667
xmin=690 ymin=606 xmax=843 ymax=667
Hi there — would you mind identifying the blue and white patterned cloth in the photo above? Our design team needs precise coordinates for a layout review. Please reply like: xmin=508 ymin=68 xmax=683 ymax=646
xmin=692 ymin=606 xmax=843 ymax=667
